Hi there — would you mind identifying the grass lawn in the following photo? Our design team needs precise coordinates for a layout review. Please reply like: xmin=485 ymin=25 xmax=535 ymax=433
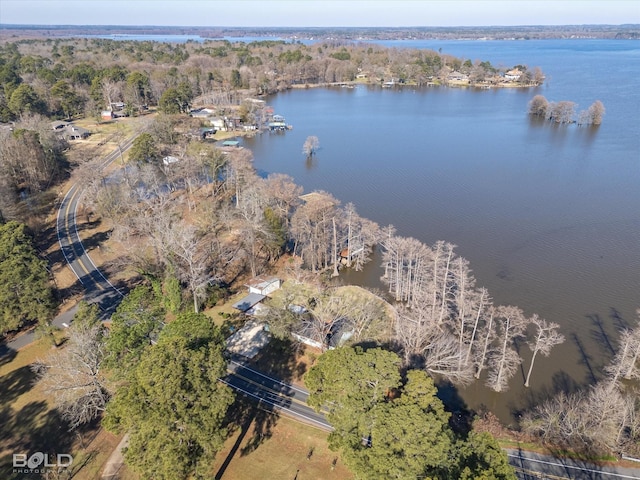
xmin=212 ymin=412 xmax=352 ymax=480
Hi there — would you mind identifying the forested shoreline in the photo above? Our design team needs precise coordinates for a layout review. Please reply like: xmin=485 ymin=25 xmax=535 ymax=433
xmin=1 ymin=33 xmax=639 ymax=478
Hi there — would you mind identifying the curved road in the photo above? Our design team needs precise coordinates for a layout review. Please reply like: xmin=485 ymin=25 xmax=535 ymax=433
xmin=56 ymin=183 xmax=124 ymax=312
xmin=55 ymin=131 xmax=142 ymax=313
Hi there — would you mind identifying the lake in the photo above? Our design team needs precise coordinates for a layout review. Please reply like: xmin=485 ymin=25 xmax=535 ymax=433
xmin=242 ymin=39 xmax=640 ymax=423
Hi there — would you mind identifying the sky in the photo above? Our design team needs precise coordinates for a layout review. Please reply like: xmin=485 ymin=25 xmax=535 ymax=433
xmin=0 ymin=0 xmax=638 ymax=27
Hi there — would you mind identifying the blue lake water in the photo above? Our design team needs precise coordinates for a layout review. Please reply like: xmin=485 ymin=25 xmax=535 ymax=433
xmin=242 ymin=39 xmax=640 ymax=421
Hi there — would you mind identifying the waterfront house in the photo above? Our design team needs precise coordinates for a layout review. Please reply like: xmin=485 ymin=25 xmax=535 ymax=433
xmin=448 ymin=71 xmax=470 ymax=83
xmin=209 ymin=117 xmax=227 ymax=131
xmin=505 ymin=68 xmax=523 ymax=81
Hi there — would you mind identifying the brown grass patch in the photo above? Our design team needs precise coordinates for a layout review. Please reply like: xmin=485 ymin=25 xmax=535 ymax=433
xmin=0 ymin=339 xmax=127 ymax=480
xmin=212 ymin=414 xmax=352 ymax=480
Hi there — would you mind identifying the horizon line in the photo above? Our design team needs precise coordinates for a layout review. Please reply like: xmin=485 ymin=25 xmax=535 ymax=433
xmin=1 ymin=23 xmax=639 ymax=29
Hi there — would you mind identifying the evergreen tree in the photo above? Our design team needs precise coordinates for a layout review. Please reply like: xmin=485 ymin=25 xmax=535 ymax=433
xmin=128 ymin=132 xmax=158 ymax=163
xmin=104 ymin=284 xmax=165 ymax=376
xmin=306 ymin=347 xmax=517 ymax=479
xmin=0 ymin=221 xmax=54 ymax=334
xmin=103 ymin=313 xmax=233 ymax=479
xmin=361 ymin=371 xmax=453 ymax=479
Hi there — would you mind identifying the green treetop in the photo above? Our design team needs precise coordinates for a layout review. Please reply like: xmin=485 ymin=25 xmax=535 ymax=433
xmin=103 ymin=312 xmax=234 ymax=480
xmin=0 ymin=221 xmax=54 ymax=334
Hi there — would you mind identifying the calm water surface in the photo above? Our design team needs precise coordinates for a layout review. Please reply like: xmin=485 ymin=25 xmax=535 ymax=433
xmin=243 ymin=39 xmax=640 ymax=422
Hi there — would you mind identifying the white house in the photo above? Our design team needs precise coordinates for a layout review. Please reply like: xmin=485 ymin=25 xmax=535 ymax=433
xmin=505 ymin=69 xmax=523 ymax=81
xmin=245 ymin=276 xmax=281 ymax=296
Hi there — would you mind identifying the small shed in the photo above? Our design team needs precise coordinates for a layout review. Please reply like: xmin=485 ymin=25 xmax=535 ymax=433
xmin=245 ymin=276 xmax=281 ymax=296
xmin=232 ymin=292 xmax=266 ymax=313
xmin=101 ymin=110 xmax=114 ymax=120
xmin=221 ymin=140 xmax=240 ymax=147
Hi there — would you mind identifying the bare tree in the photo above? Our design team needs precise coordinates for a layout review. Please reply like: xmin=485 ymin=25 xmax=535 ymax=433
xmin=524 ymin=316 xmax=565 ymax=387
xmin=528 ymin=94 xmax=549 ymax=117
xmin=302 ymin=135 xmax=320 ymax=157
xmin=380 ymin=234 xmax=432 ymax=304
xmin=167 ymin=223 xmax=211 ymax=313
xmin=486 ymin=305 xmax=528 ymax=392
xmin=588 ymin=100 xmax=605 ymax=125
xmin=291 ymin=191 xmax=339 ymax=272
xmin=473 ymin=305 xmax=496 ymax=379
xmin=32 ymin=303 xmax=109 ymax=430
xmin=605 ymin=311 xmax=640 ymax=384
xmin=547 ymin=101 xmax=576 ymax=124
xmin=342 ymin=202 xmax=379 ymax=271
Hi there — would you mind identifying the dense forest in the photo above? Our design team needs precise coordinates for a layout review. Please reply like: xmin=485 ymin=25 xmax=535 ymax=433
xmin=1 ymin=34 xmax=639 ymax=478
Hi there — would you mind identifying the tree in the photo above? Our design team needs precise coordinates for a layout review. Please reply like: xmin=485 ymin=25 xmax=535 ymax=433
xmin=528 ymin=94 xmax=548 ymax=117
xmin=302 ymin=135 xmax=320 ymax=157
xmin=360 ymin=370 xmax=453 ymax=479
xmin=486 ymin=306 xmax=527 ymax=392
xmin=104 ymin=284 xmax=166 ymax=377
xmin=305 ymin=347 xmax=402 ymax=454
xmin=125 ymin=71 xmax=152 ymax=114
xmin=604 ymin=311 xmax=640 ymax=384
xmin=547 ymin=100 xmax=576 ymax=124
xmin=158 ymin=82 xmax=193 ymax=114
xmin=0 ymin=221 xmax=54 ymax=334
xmin=452 ymin=431 xmax=517 ymax=480
xmin=33 ymin=302 xmax=109 ymax=430
xmin=524 ymin=316 xmax=565 ymax=387
xmin=291 ymin=191 xmax=340 ymax=272
xmin=307 ymin=347 xmax=514 ymax=479
xmin=128 ymin=132 xmax=158 ymax=163
xmin=103 ymin=313 xmax=234 ymax=479
xmin=50 ymin=79 xmax=83 ymax=119
xmin=588 ymin=100 xmax=605 ymax=125
xmin=522 ymin=381 xmax=639 ymax=456
xmin=166 ymin=223 xmax=211 ymax=313
xmin=8 ymin=83 xmax=46 ymax=118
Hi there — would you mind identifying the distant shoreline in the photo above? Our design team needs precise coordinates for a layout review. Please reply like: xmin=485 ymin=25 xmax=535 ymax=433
xmin=1 ymin=23 xmax=639 ymax=41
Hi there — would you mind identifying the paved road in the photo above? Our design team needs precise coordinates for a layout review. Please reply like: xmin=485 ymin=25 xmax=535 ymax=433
xmin=224 ymin=358 xmax=331 ymax=431
xmin=1 ymin=130 xmax=142 ymax=356
xmin=508 ymin=449 xmax=640 ymax=479
xmin=56 ymin=182 xmax=124 ymax=313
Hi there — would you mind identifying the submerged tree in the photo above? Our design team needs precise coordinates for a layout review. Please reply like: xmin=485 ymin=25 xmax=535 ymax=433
xmin=302 ymin=135 xmax=320 ymax=157
xmin=579 ymin=99 xmax=606 ymax=126
xmin=524 ymin=316 xmax=565 ymax=387
xmin=486 ymin=306 xmax=528 ymax=392
xmin=528 ymin=94 xmax=549 ymax=117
